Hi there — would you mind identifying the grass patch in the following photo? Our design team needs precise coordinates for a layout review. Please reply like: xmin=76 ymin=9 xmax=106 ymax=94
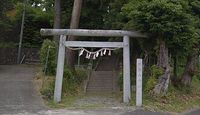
xmin=46 ymin=96 xmax=80 ymax=108
xmin=34 ymin=69 xmax=123 ymax=109
xmin=136 ymin=76 xmax=200 ymax=113
xmin=35 ymin=66 xmax=200 ymax=113
xmin=44 ymin=93 xmax=124 ymax=109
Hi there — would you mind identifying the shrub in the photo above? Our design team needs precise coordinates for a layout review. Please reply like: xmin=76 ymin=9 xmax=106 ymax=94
xmin=150 ymin=65 xmax=164 ymax=79
xmin=144 ymin=76 xmax=157 ymax=92
xmin=74 ymin=67 xmax=88 ymax=85
xmin=118 ymin=66 xmax=136 ymax=91
xmin=144 ymin=65 xmax=164 ymax=93
xmin=62 ymin=66 xmax=88 ymax=96
xmin=118 ymin=71 xmax=123 ymax=91
xmin=40 ymin=39 xmax=57 ymax=75
xmin=40 ymin=78 xmax=55 ymax=100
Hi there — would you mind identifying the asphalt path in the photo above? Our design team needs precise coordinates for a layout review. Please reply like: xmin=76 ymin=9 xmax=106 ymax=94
xmin=0 ymin=65 xmax=199 ymax=115
xmin=0 ymin=65 xmax=46 ymax=114
xmin=182 ymin=109 xmax=200 ymax=115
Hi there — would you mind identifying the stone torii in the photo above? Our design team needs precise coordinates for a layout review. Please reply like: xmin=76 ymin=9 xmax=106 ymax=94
xmin=40 ymin=29 xmax=146 ymax=103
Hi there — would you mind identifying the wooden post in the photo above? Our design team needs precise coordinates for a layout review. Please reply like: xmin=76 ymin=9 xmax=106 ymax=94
xmin=123 ymin=36 xmax=131 ymax=103
xmin=136 ymin=59 xmax=143 ymax=107
xmin=17 ymin=0 xmax=26 ymax=64
xmin=54 ymin=35 xmax=66 ymax=103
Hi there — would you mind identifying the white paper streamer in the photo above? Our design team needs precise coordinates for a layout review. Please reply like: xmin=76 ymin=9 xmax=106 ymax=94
xmin=101 ymin=50 xmax=103 ymax=56
xmin=68 ymin=47 xmax=119 ymax=60
xmin=96 ymin=51 xmax=99 ymax=57
xmin=108 ymin=50 xmax=111 ymax=56
xmin=103 ymin=49 xmax=107 ymax=55
xmin=86 ymin=53 xmax=89 ymax=59
xmin=88 ymin=52 xmax=91 ymax=59
xmin=79 ymin=49 xmax=84 ymax=56
xmin=93 ymin=55 xmax=96 ymax=59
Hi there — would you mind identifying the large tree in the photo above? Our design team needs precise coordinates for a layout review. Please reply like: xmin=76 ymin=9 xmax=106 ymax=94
xmin=122 ymin=0 xmax=196 ymax=94
xmin=53 ymin=0 xmax=61 ymax=42
xmin=180 ymin=0 xmax=200 ymax=86
xmin=66 ymin=0 xmax=83 ymax=69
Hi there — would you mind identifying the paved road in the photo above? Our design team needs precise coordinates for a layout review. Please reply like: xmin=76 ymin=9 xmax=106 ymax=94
xmin=0 ymin=65 xmax=46 ymax=114
xmin=182 ymin=109 xmax=200 ymax=115
xmin=0 ymin=65 xmax=199 ymax=115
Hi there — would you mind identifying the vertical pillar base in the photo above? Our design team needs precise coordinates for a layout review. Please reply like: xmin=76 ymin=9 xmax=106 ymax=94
xmin=54 ymin=35 xmax=66 ymax=103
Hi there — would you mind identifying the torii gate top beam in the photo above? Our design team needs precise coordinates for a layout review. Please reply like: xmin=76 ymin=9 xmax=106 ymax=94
xmin=40 ymin=28 xmax=146 ymax=103
xmin=40 ymin=29 xmax=146 ymax=38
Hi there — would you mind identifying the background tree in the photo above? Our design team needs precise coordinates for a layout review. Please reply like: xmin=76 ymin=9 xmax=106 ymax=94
xmin=66 ymin=0 xmax=112 ymax=69
xmin=0 ymin=0 xmax=14 ymax=42
xmin=122 ymin=0 xmax=198 ymax=94
xmin=53 ymin=0 xmax=61 ymax=42
xmin=66 ymin=0 xmax=83 ymax=69
xmin=180 ymin=0 xmax=200 ymax=86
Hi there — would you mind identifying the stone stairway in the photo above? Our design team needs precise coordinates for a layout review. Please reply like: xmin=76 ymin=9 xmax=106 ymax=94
xmin=86 ymin=56 xmax=119 ymax=93
xmin=95 ymin=56 xmax=118 ymax=71
xmin=87 ymin=71 xmax=114 ymax=92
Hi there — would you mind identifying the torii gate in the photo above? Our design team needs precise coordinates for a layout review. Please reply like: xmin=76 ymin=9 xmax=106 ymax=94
xmin=40 ymin=29 xmax=146 ymax=103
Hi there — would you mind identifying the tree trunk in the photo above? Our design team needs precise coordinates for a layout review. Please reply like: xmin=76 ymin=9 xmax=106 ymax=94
xmin=53 ymin=0 xmax=61 ymax=43
xmin=171 ymin=55 xmax=180 ymax=87
xmin=66 ymin=0 xmax=83 ymax=69
xmin=173 ymin=56 xmax=177 ymax=77
xmin=181 ymin=54 xmax=196 ymax=86
xmin=153 ymin=38 xmax=170 ymax=95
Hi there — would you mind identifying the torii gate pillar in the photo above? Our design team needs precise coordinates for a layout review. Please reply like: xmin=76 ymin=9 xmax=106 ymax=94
xmin=40 ymin=29 xmax=146 ymax=103
xmin=123 ymin=36 xmax=131 ymax=103
xmin=54 ymin=35 xmax=66 ymax=102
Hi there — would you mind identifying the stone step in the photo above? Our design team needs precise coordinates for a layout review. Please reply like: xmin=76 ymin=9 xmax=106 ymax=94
xmin=86 ymin=70 xmax=115 ymax=92
xmin=87 ymin=83 xmax=113 ymax=87
xmin=90 ymin=77 xmax=113 ymax=80
xmin=88 ymin=80 xmax=113 ymax=86
xmin=87 ymin=89 xmax=113 ymax=92
xmin=87 ymin=86 xmax=113 ymax=89
xmin=95 ymin=56 xmax=117 ymax=71
xmin=88 ymin=80 xmax=112 ymax=84
xmin=87 ymin=88 xmax=113 ymax=91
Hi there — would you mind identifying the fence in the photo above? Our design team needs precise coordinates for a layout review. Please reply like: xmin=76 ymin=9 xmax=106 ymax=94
xmin=0 ymin=48 xmax=40 ymax=64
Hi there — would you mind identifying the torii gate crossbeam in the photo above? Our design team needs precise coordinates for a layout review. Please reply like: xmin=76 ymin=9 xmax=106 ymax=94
xmin=40 ymin=29 xmax=146 ymax=103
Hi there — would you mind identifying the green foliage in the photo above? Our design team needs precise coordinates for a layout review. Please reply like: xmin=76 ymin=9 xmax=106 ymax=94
xmin=142 ymin=76 xmax=200 ymax=113
xmin=40 ymin=39 xmax=57 ymax=75
xmin=0 ymin=42 xmax=18 ymax=48
xmin=145 ymin=65 xmax=163 ymax=92
xmin=150 ymin=65 xmax=164 ymax=78
xmin=123 ymin=0 xmax=190 ymax=34
xmin=0 ymin=0 xmax=15 ymax=42
xmin=40 ymin=77 xmax=55 ymax=100
xmin=80 ymin=0 xmax=111 ymax=29
xmin=62 ymin=67 xmax=88 ymax=96
xmin=145 ymin=77 xmax=157 ymax=93
xmin=118 ymin=71 xmax=123 ymax=91
xmin=75 ymin=67 xmax=88 ymax=85
xmin=118 ymin=67 xmax=136 ymax=91
xmin=122 ymin=0 xmax=200 ymax=54
xmin=104 ymin=0 xmax=129 ymax=29
xmin=40 ymin=66 xmax=88 ymax=100
xmin=20 ymin=3 xmax=53 ymax=47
